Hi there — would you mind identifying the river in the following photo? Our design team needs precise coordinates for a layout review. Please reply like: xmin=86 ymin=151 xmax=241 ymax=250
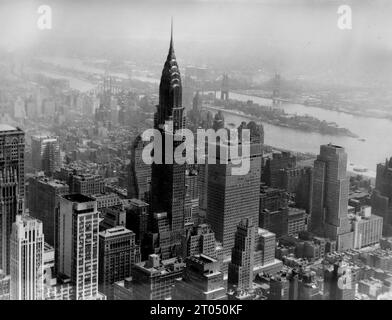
xmin=36 ymin=56 xmax=389 ymax=175
xmin=210 ymin=92 xmax=392 ymax=177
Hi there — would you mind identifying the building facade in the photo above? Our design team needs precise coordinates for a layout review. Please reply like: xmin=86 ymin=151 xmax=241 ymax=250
xmin=99 ymin=226 xmax=140 ymax=299
xmin=0 ymin=125 xmax=25 ymax=274
xmin=27 ymin=177 xmax=69 ymax=246
xmin=56 ymin=194 xmax=102 ymax=300
xmin=228 ymin=218 xmax=255 ymax=291
xmin=149 ymin=24 xmax=186 ymax=257
xmin=10 ymin=215 xmax=44 ymax=300
xmin=128 ymin=134 xmax=152 ymax=201
xmin=207 ymin=130 xmax=262 ymax=256
xmin=31 ymin=135 xmax=61 ymax=176
xmin=173 ymin=254 xmax=226 ymax=300
xmin=311 ymin=144 xmax=353 ymax=251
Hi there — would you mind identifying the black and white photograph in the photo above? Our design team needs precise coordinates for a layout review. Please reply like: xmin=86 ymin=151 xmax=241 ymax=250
xmin=0 ymin=0 xmax=392 ymax=309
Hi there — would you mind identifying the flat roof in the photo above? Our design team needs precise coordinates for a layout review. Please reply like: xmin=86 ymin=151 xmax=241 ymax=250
xmin=33 ymin=177 xmax=68 ymax=188
xmin=129 ymin=198 xmax=149 ymax=207
xmin=99 ymin=226 xmax=132 ymax=238
xmin=190 ymin=254 xmax=217 ymax=264
xmin=63 ymin=194 xmax=95 ymax=203
xmin=0 ymin=124 xmax=18 ymax=132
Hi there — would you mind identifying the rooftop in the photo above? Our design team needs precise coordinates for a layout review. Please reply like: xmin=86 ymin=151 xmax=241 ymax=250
xmin=0 ymin=124 xmax=18 ymax=132
xmin=99 ymin=226 xmax=133 ymax=238
xmin=44 ymin=242 xmax=54 ymax=252
xmin=128 ymin=198 xmax=149 ymax=207
xmin=189 ymin=254 xmax=218 ymax=265
xmin=63 ymin=193 xmax=95 ymax=203
xmin=32 ymin=176 xmax=68 ymax=188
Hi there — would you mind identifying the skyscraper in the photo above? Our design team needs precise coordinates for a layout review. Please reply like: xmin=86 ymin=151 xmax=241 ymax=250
xmin=0 ymin=125 xmax=25 ymax=274
xmin=311 ymin=144 xmax=353 ymax=251
xmin=31 ymin=135 xmax=61 ymax=177
xmin=263 ymin=151 xmax=296 ymax=187
xmin=184 ymin=168 xmax=199 ymax=228
xmin=150 ymin=22 xmax=186 ymax=255
xmin=228 ymin=218 xmax=255 ymax=292
xmin=10 ymin=215 xmax=44 ymax=300
xmin=125 ymin=198 xmax=149 ymax=245
xmin=27 ymin=177 xmax=69 ymax=246
xmin=128 ymin=134 xmax=152 ymax=201
xmin=372 ymin=157 xmax=392 ymax=236
xmin=56 ymin=194 xmax=103 ymax=300
xmin=207 ymin=124 xmax=262 ymax=256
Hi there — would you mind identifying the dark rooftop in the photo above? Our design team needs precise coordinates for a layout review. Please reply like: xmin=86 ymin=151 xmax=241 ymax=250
xmin=63 ymin=194 xmax=95 ymax=203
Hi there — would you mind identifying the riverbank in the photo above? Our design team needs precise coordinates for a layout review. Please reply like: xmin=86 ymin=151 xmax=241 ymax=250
xmin=234 ymin=89 xmax=392 ymax=122
xmin=203 ymin=96 xmax=357 ymax=138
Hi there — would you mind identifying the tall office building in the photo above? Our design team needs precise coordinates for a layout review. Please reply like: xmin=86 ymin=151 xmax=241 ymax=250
xmin=207 ymin=123 xmax=262 ymax=256
xmin=56 ymin=194 xmax=103 ymax=300
xmin=279 ymin=166 xmax=313 ymax=213
xmin=27 ymin=177 xmax=69 ymax=246
xmin=99 ymin=226 xmax=140 ymax=299
xmin=263 ymin=152 xmax=296 ymax=187
xmin=372 ymin=157 xmax=392 ymax=236
xmin=150 ymin=23 xmax=186 ymax=255
xmin=31 ymin=135 xmax=61 ymax=176
xmin=311 ymin=144 xmax=353 ymax=251
xmin=125 ymin=198 xmax=149 ymax=244
xmin=254 ymin=228 xmax=276 ymax=269
xmin=259 ymin=185 xmax=289 ymax=238
xmin=228 ymin=218 xmax=255 ymax=291
xmin=10 ymin=215 xmax=44 ymax=300
xmin=198 ymin=161 xmax=208 ymax=223
xmin=128 ymin=134 xmax=152 ymax=201
xmin=0 ymin=125 xmax=25 ymax=274
xmin=184 ymin=168 xmax=199 ymax=228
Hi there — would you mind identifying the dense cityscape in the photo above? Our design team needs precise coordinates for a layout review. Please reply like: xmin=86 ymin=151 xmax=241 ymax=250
xmin=1 ymin=1 xmax=392 ymax=303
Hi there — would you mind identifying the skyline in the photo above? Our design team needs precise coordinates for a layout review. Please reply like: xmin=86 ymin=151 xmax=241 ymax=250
xmin=2 ymin=1 xmax=392 ymax=87
xmin=0 ymin=0 xmax=392 ymax=304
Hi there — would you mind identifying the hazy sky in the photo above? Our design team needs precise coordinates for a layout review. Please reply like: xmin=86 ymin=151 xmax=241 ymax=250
xmin=1 ymin=0 xmax=392 ymax=85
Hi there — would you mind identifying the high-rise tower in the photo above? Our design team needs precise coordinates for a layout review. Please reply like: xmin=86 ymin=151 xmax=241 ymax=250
xmin=207 ymin=123 xmax=262 ymax=257
xmin=56 ymin=194 xmax=103 ymax=300
xmin=10 ymin=215 xmax=44 ymax=300
xmin=128 ymin=134 xmax=152 ymax=202
xmin=0 ymin=125 xmax=25 ymax=274
xmin=311 ymin=144 xmax=353 ymax=251
xmin=372 ymin=157 xmax=392 ymax=236
xmin=228 ymin=218 xmax=255 ymax=292
xmin=31 ymin=135 xmax=61 ymax=177
xmin=150 ymin=21 xmax=186 ymax=244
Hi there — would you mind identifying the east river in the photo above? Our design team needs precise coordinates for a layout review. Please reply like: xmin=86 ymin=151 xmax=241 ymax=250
xmin=37 ymin=57 xmax=392 ymax=177
xmin=210 ymin=92 xmax=392 ymax=177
